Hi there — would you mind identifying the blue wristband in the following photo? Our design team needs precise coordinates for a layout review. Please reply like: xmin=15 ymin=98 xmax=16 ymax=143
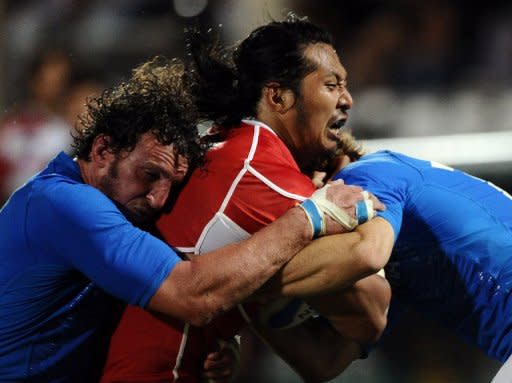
xmin=356 ymin=200 xmax=369 ymax=224
xmin=300 ymin=199 xmax=323 ymax=238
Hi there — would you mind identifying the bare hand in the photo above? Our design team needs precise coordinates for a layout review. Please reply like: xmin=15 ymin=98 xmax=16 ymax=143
xmin=201 ymin=339 xmax=240 ymax=383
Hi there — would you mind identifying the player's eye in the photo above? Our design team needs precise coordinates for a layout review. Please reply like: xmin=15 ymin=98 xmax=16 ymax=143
xmin=144 ymin=170 xmax=160 ymax=181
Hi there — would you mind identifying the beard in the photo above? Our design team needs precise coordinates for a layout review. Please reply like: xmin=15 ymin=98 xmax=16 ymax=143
xmin=311 ymin=142 xmax=342 ymax=172
xmin=98 ymin=156 xmax=121 ymax=202
xmin=98 ymin=157 xmax=159 ymax=229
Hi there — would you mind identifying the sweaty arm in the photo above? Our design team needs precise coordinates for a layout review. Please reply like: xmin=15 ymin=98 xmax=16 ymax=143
xmin=250 ymin=225 xmax=393 ymax=382
xmin=253 ymin=273 xmax=391 ymax=382
xmin=31 ymin=178 xmax=315 ymax=328
xmin=148 ymin=206 xmax=312 ymax=326
xmin=264 ymin=217 xmax=395 ymax=298
xmin=149 ymin=179 xmax=375 ymax=326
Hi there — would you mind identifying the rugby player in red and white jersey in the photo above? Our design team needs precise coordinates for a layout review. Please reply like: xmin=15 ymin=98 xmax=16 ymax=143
xmin=101 ymin=15 xmax=392 ymax=383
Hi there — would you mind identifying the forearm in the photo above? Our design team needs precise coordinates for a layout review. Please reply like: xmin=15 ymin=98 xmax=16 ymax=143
xmin=250 ymin=275 xmax=390 ymax=381
xmin=253 ymin=318 xmax=363 ymax=382
xmin=148 ymin=206 xmax=312 ymax=326
xmin=307 ymin=274 xmax=391 ymax=345
xmin=264 ymin=218 xmax=394 ymax=298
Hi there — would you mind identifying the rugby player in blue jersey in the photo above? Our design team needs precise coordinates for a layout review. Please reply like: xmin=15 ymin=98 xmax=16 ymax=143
xmin=266 ymin=136 xmax=512 ymax=382
xmin=0 ymin=56 xmax=375 ymax=382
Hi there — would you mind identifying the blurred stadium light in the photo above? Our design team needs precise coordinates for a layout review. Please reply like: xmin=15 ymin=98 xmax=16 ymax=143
xmin=364 ymin=130 xmax=512 ymax=167
xmin=173 ymin=0 xmax=208 ymax=18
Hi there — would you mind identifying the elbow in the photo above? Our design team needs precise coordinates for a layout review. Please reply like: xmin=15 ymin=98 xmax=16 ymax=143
xmin=373 ymin=293 xmax=390 ymax=341
xmin=353 ymin=221 xmax=394 ymax=277
xmin=354 ymin=242 xmax=388 ymax=277
xmin=353 ymin=275 xmax=391 ymax=344
xmin=364 ymin=309 xmax=388 ymax=344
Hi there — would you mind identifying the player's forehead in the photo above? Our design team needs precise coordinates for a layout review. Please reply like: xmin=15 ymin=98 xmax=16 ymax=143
xmin=303 ymin=43 xmax=347 ymax=80
xmin=130 ymin=133 xmax=188 ymax=175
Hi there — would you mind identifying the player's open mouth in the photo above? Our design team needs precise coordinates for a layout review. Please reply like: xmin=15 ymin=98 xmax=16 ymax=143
xmin=327 ymin=118 xmax=346 ymax=138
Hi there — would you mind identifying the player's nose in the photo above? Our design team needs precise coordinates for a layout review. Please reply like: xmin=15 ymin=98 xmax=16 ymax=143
xmin=338 ymin=88 xmax=353 ymax=110
xmin=146 ymin=183 xmax=170 ymax=210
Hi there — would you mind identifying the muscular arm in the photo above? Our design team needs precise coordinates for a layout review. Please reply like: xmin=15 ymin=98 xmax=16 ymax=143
xmin=252 ymin=316 xmax=364 ymax=383
xmin=264 ymin=217 xmax=395 ymax=298
xmin=149 ymin=180 xmax=372 ymax=326
xmin=251 ymin=274 xmax=391 ymax=382
xmin=232 ymin=218 xmax=392 ymax=381
xmin=307 ymin=274 xmax=391 ymax=345
xmin=148 ymin=206 xmax=312 ymax=326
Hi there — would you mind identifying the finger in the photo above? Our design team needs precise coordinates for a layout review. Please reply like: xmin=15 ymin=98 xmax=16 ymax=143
xmin=203 ymin=351 xmax=221 ymax=363
xmin=311 ymin=171 xmax=327 ymax=189
xmin=203 ymin=355 xmax=230 ymax=370
xmin=361 ymin=190 xmax=385 ymax=211
xmin=327 ymin=178 xmax=344 ymax=185
xmin=203 ymin=356 xmax=228 ymax=371
xmin=367 ymin=192 xmax=385 ymax=211
xmin=346 ymin=184 xmax=364 ymax=193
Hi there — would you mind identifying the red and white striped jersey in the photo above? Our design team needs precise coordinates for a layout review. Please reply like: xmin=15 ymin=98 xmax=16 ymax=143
xmin=101 ymin=120 xmax=315 ymax=382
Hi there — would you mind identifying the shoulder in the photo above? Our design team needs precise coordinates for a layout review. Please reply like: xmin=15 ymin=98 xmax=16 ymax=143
xmin=342 ymin=151 xmax=403 ymax=173
xmin=215 ymin=121 xmax=291 ymax=163
xmin=251 ymin=124 xmax=297 ymax=166
xmin=29 ymin=173 xmax=121 ymax=230
xmin=216 ymin=120 xmax=315 ymax=197
xmin=337 ymin=151 xmax=422 ymax=187
xmin=336 ymin=151 xmax=417 ymax=236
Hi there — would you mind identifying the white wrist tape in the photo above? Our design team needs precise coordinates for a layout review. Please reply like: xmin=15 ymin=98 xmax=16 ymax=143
xmin=356 ymin=191 xmax=376 ymax=224
xmin=299 ymin=185 xmax=376 ymax=237
xmin=312 ymin=184 xmax=358 ymax=230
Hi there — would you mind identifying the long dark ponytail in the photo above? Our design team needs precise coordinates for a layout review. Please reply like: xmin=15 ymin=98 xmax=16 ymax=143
xmin=186 ymin=13 xmax=334 ymax=131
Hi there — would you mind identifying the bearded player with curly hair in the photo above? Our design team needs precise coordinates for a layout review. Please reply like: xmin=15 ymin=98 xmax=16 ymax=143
xmin=0 ymin=55 xmax=370 ymax=382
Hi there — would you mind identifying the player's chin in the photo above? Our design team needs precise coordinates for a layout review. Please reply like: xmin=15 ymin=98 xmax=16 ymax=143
xmin=322 ymin=136 xmax=341 ymax=154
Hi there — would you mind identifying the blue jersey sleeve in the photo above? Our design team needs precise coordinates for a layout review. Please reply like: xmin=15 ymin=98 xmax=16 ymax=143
xmin=333 ymin=153 xmax=414 ymax=240
xmin=25 ymin=177 xmax=180 ymax=307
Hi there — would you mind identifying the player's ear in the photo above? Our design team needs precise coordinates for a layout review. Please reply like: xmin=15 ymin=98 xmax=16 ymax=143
xmin=262 ymin=83 xmax=296 ymax=113
xmin=90 ymin=134 xmax=114 ymax=168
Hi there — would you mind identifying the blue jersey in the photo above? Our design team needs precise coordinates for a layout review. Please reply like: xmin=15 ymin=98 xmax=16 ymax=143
xmin=335 ymin=150 xmax=512 ymax=362
xmin=0 ymin=152 xmax=180 ymax=382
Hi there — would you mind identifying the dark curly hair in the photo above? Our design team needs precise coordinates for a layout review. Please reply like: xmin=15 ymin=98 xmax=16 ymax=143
xmin=72 ymin=56 xmax=209 ymax=169
xmin=186 ymin=13 xmax=334 ymax=129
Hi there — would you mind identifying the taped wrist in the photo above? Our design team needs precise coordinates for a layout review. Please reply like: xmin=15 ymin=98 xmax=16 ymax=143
xmin=300 ymin=184 xmax=377 ymax=238
xmin=298 ymin=199 xmax=325 ymax=238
